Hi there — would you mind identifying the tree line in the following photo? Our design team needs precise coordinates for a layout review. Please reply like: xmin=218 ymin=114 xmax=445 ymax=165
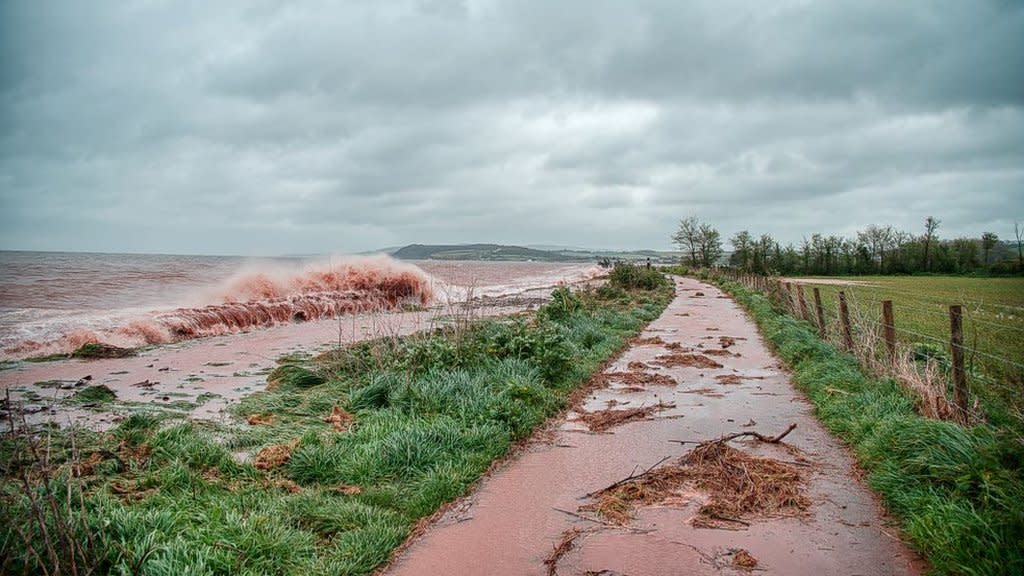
xmin=672 ymin=216 xmax=1024 ymax=276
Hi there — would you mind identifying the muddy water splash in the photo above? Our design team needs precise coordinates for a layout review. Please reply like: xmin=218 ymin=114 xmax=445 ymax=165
xmin=3 ymin=255 xmax=433 ymax=357
xmin=159 ymin=257 xmax=433 ymax=339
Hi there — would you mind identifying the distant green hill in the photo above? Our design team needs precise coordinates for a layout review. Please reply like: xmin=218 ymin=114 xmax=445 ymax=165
xmin=390 ymin=243 xmax=685 ymax=263
xmin=391 ymin=243 xmax=586 ymax=262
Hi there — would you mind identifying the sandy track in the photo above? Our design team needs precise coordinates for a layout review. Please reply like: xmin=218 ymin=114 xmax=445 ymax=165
xmin=384 ymin=277 xmax=925 ymax=576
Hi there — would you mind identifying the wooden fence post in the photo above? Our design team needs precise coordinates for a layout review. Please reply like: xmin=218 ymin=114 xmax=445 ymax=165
xmin=882 ymin=300 xmax=896 ymax=364
xmin=950 ymin=305 xmax=968 ymax=417
xmin=796 ymin=285 xmax=810 ymax=321
xmin=813 ymin=287 xmax=826 ymax=339
xmin=838 ymin=291 xmax=854 ymax=351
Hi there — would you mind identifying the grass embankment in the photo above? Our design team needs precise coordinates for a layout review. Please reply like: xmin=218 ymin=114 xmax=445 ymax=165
xmin=807 ymin=276 xmax=1024 ymax=428
xmin=1 ymin=265 xmax=673 ymax=575
xmin=718 ymin=279 xmax=1023 ymax=576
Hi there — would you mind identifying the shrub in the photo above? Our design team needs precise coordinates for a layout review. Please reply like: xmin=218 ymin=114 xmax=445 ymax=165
xmin=540 ymin=286 xmax=582 ymax=322
xmin=608 ymin=262 xmax=668 ymax=291
xmin=595 ymin=283 xmax=626 ymax=300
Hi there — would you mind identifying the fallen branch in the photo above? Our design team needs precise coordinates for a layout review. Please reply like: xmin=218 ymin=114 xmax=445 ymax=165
xmin=544 ymin=528 xmax=581 ymax=576
xmin=669 ymin=423 xmax=797 ymax=446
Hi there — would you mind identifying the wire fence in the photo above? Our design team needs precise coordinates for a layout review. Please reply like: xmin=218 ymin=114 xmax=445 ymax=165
xmin=714 ymin=270 xmax=1024 ymax=429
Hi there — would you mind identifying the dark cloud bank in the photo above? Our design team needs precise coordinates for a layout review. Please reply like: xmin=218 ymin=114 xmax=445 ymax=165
xmin=1 ymin=0 xmax=1022 ymax=255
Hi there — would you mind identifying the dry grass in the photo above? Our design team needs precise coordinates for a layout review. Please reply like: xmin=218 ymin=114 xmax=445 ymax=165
xmin=653 ymin=353 xmax=723 ymax=369
xmin=582 ymin=466 xmax=690 ymax=524
xmin=632 ymin=336 xmax=666 ymax=346
xmin=576 ymin=402 xmax=675 ymax=432
xmin=324 ymin=405 xmax=354 ymax=432
xmin=544 ymin=527 xmax=582 ymax=576
xmin=714 ymin=374 xmax=744 ymax=385
xmin=582 ymin=437 xmax=808 ymax=527
xmin=718 ymin=336 xmax=740 ymax=348
xmin=273 ymin=478 xmax=303 ymax=493
xmin=677 ymin=387 xmax=725 ymax=398
xmin=732 ymin=549 xmax=758 ymax=570
xmin=844 ymin=305 xmax=967 ymax=423
xmin=246 ymin=413 xmax=275 ymax=426
xmin=891 ymin=350 xmax=967 ymax=422
xmin=683 ymin=441 xmax=808 ymax=521
xmin=331 ymin=484 xmax=363 ymax=495
xmin=605 ymin=371 xmax=676 ymax=387
xmin=252 ymin=440 xmax=298 ymax=471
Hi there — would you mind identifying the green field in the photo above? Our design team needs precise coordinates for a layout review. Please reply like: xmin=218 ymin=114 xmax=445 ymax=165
xmin=794 ymin=276 xmax=1024 ymax=427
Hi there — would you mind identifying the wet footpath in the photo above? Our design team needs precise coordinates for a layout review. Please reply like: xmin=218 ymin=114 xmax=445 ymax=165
xmin=384 ymin=277 xmax=926 ymax=576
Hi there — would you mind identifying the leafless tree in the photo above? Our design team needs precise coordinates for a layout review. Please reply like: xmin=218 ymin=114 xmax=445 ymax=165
xmin=672 ymin=217 xmax=701 ymax=266
xmin=922 ymin=216 xmax=940 ymax=272
xmin=1015 ymin=221 xmax=1023 ymax=270
xmin=672 ymin=217 xmax=723 ymax=268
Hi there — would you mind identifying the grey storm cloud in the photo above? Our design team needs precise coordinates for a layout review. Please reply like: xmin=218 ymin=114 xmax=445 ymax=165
xmin=1 ymin=0 xmax=1022 ymax=255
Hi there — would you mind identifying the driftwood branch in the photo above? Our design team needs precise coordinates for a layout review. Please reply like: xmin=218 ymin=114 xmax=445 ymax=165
xmin=669 ymin=423 xmax=797 ymax=446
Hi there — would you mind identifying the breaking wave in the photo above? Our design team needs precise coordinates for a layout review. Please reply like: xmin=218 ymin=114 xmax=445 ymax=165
xmin=5 ymin=256 xmax=434 ymax=358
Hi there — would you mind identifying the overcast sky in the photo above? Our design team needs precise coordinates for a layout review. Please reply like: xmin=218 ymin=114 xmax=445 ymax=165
xmin=1 ymin=0 xmax=1022 ymax=256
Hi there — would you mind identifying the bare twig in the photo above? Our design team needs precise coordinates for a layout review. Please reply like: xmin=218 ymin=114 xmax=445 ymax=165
xmin=670 ymin=423 xmax=797 ymax=446
xmin=583 ymin=455 xmax=671 ymax=498
xmin=544 ymin=528 xmax=582 ymax=576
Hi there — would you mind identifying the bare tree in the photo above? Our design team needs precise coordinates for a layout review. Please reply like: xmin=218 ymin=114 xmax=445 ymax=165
xmin=672 ymin=217 xmax=701 ymax=266
xmin=672 ymin=217 xmax=722 ymax=267
xmin=1016 ymin=221 xmax=1023 ymax=271
xmin=922 ymin=216 xmax=940 ymax=272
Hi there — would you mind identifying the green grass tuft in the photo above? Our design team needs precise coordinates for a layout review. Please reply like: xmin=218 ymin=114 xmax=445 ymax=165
xmin=66 ymin=384 xmax=118 ymax=405
xmin=71 ymin=342 xmax=136 ymax=359
xmin=267 ymin=364 xmax=327 ymax=390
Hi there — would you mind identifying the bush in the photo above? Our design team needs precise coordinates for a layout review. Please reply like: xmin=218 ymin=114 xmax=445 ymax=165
xmin=481 ymin=319 xmax=574 ymax=383
xmin=540 ymin=286 xmax=582 ymax=322
xmin=595 ymin=283 xmax=627 ymax=300
xmin=608 ymin=262 xmax=668 ymax=291
xmin=400 ymin=335 xmax=462 ymax=372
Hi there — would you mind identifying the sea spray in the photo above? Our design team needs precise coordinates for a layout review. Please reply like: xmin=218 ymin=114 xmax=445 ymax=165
xmin=5 ymin=255 xmax=434 ymax=357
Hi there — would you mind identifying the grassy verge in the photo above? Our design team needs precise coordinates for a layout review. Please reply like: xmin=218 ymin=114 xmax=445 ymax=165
xmin=717 ymin=279 xmax=1023 ymax=576
xmin=1 ymin=266 xmax=673 ymax=575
